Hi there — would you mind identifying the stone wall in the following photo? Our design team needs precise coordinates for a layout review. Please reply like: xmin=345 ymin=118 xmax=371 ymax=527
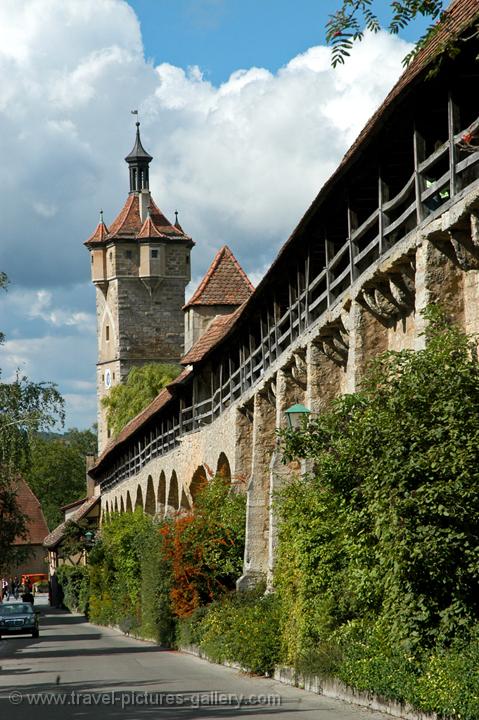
xmin=99 ymin=185 xmax=479 ymax=589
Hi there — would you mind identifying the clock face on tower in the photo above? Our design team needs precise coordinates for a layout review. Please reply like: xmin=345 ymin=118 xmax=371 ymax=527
xmin=104 ymin=368 xmax=112 ymax=389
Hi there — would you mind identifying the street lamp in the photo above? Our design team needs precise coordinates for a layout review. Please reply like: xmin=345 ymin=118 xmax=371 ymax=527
xmin=285 ymin=403 xmax=311 ymax=430
xmin=84 ymin=531 xmax=94 ymax=547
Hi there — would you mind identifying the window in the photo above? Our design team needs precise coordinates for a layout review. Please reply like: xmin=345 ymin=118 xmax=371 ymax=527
xmin=106 ymin=325 xmax=110 ymax=341
xmin=126 ymin=250 xmax=132 ymax=259
xmin=151 ymin=249 xmax=158 ymax=258
xmin=109 ymin=252 xmax=112 ymax=261
xmin=91 ymin=256 xmax=94 ymax=264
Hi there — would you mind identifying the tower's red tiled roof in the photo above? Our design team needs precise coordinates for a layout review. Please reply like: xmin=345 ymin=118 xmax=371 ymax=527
xmin=137 ymin=214 xmax=168 ymax=239
xmin=107 ymin=194 xmax=143 ymax=238
xmin=85 ymin=194 xmax=192 ymax=245
xmin=13 ymin=478 xmax=49 ymax=544
xmin=181 ymin=308 xmax=244 ymax=365
xmin=184 ymin=246 xmax=254 ymax=309
xmin=84 ymin=220 xmax=109 ymax=246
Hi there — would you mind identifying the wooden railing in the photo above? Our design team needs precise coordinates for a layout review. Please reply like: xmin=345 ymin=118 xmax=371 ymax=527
xmin=100 ymin=110 xmax=479 ymax=492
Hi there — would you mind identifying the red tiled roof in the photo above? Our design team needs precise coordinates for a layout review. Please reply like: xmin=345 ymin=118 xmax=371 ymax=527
xmin=84 ymin=220 xmax=109 ymax=246
xmin=184 ymin=246 xmax=254 ymax=309
xmin=13 ymin=478 xmax=49 ymax=545
xmin=181 ymin=307 xmax=244 ymax=365
xmin=137 ymin=214 xmax=168 ymax=239
xmin=107 ymin=194 xmax=142 ymax=237
xmin=43 ymin=496 xmax=100 ymax=549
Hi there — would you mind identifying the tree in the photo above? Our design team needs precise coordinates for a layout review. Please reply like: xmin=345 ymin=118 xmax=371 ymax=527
xmin=327 ymin=0 xmax=460 ymax=67
xmin=0 ymin=273 xmax=65 ymax=573
xmin=102 ymin=363 xmax=181 ymax=436
xmin=24 ymin=427 xmax=97 ymax=530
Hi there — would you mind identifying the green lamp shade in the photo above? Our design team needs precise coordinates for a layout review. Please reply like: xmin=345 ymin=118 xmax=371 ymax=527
xmin=285 ymin=403 xmax=311 ymax=429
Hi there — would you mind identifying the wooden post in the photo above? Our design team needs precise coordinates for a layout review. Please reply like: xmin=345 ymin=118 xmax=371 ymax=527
xmin=448 ymin=93 xmax=460 ymax=197
xmin=304 ymin=250 xmax=310 ymax=327
xmin=413 ymin=127 xmax=426 ymax=223
xmin=348 ymin=206 xmax=358 ymax=282
xmin=378 ymin=173 xmax=389 ymax=255
xmin=325 ymin=236 xmax=333 ymax=308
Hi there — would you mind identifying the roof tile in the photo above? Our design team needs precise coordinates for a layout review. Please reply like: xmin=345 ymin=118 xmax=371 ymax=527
xmin=185 ymin=246 xmax=254 ymax=308
xmin=13 ymin=478 xmax=49 ymax=545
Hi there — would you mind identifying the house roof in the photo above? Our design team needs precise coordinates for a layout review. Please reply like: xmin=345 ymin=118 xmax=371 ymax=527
xmin=43 ymin=496 xmax=100 ymax=549
xmin=184 ymin=245 xmax=254 ymax=309
xmin=181 ymin=308 xmax=244 ymax=365
xmin=13 ymin=478 xmax=49 ymax=546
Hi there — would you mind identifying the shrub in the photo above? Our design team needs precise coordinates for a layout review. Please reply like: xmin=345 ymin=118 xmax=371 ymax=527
xmin=177 ymin=588 xmax=281 ymax=675
xmin=140 ymin=521 xmax=176 ymax=644
xmin=55 ymin=565 xmax=89 ymax=614
xmin=162 ymin=475 xmax=246 ymax=617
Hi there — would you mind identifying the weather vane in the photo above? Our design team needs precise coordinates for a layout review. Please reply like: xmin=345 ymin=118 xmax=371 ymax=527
xmin=131 ymin=109 xmax=140 ymax=124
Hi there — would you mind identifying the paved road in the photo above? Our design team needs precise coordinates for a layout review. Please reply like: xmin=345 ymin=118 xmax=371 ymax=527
xmin=0 ymin=598 xmax=390 ymax=720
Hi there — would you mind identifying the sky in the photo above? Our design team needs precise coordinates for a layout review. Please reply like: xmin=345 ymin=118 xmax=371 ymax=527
xmin=0 ymin=0 xmax=441 ymax=432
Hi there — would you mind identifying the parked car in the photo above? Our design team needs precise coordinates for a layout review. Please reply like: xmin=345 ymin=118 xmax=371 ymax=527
xmin=0 ymin=602 xmax=39 ymax=638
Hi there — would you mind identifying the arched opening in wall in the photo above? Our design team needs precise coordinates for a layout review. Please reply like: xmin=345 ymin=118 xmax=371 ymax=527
xmin=135 ymin=486 xmax=144 ymax=512
xmin=216 ymin=452 xmax=231 ymax=481
xmin=168 ymin=471 xmax=179 ymax=510
xmin=158 ymin=471 xmax=166 ymax=506
xmin=145 ymin=476 xmax=156 ymax=515
xmin=180 ymin=489 xmax=190 ymax=511
xmin=126 ymin=491 xmax=133 ymax=513
xmin=114 ymin=498 xmax=118 ymax=514
xmin=120 ymin=497 xmax=125 ymax=514
xmin=190 ymin=466 xmax=207 ymax=506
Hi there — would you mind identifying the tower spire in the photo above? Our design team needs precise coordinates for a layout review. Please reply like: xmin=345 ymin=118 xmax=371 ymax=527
xmin=125 ymin=121 xmax=153 ymax=194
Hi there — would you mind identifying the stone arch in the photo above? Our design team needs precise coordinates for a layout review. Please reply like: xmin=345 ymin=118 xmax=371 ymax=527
xmin=126 ymin=491 xmax=133 ymax=513
xmin=190 ymin=465 xmax=207 ymax=505
xmin=135 ymin=485 xmax=144 ymax=511
xmin=145 ymin=476 xmax=156 ymax=516
xmin=168 ymin=471 xmax=179 ymax=510
xmin=180 ymin=489 xmax=190 ymax=510
xmin=158 ymin=471 xmax=166 ymax=506
xmin=216 ymin=452 xmax=231 ymax=481
xmin=120 ymin=496 xmax=125 ymax=514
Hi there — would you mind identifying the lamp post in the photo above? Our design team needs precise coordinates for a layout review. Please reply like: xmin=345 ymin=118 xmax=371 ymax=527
xmin=284 ymin=403 xmax=311 ymax=430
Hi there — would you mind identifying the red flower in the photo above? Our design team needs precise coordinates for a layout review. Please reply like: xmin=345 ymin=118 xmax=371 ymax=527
xmin=463 ymin=132 xmax=473 ymax=144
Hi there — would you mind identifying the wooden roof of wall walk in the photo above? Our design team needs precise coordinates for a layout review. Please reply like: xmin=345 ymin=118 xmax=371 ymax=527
xmin=90 ymin=0 xmax=479 ymax=477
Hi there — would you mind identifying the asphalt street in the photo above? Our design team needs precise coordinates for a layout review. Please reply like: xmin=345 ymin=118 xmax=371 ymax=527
xmin=0 ymin=597 xmax=391 ymax=720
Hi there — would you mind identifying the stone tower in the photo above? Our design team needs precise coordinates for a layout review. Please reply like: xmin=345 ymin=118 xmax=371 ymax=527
xmin=85 ymin=123 xmax=194 ymax=453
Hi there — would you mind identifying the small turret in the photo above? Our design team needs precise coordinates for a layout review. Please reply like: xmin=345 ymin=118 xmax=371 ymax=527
xmin=125 ymin=122 xmax=153 ymax=193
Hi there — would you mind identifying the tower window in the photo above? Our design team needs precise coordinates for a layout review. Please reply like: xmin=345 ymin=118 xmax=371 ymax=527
xmin=106 ymin=325 xmax=110 ymax=341
xmin=186 ymin=256 xmax=190 ymax=265
xmin=91 ymin=256 xmax=94 ymax=264
xmin=109 ymin=252 xmax=112 ymax=260
xmin=126 ymin=250 xmax=132 ymax=259
xmin=151 ymin=249 xmax=158 ymax=258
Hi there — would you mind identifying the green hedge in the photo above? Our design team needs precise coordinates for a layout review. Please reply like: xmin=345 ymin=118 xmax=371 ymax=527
xmin=55 ymin=565 xmax=89 ymax=614
xmin=177 ymin=588 xmax=281 ymax=675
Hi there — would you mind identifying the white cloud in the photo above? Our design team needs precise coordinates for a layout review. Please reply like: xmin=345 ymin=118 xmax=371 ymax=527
xmin=0 ymin=0 xmax=411 ymax=428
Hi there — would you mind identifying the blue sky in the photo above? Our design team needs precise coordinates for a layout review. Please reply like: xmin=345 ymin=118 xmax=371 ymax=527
xmin=0 ymin=0 xmax=443 ymax=434
xmin=129 ymin=0 xmax=438 ymax=84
